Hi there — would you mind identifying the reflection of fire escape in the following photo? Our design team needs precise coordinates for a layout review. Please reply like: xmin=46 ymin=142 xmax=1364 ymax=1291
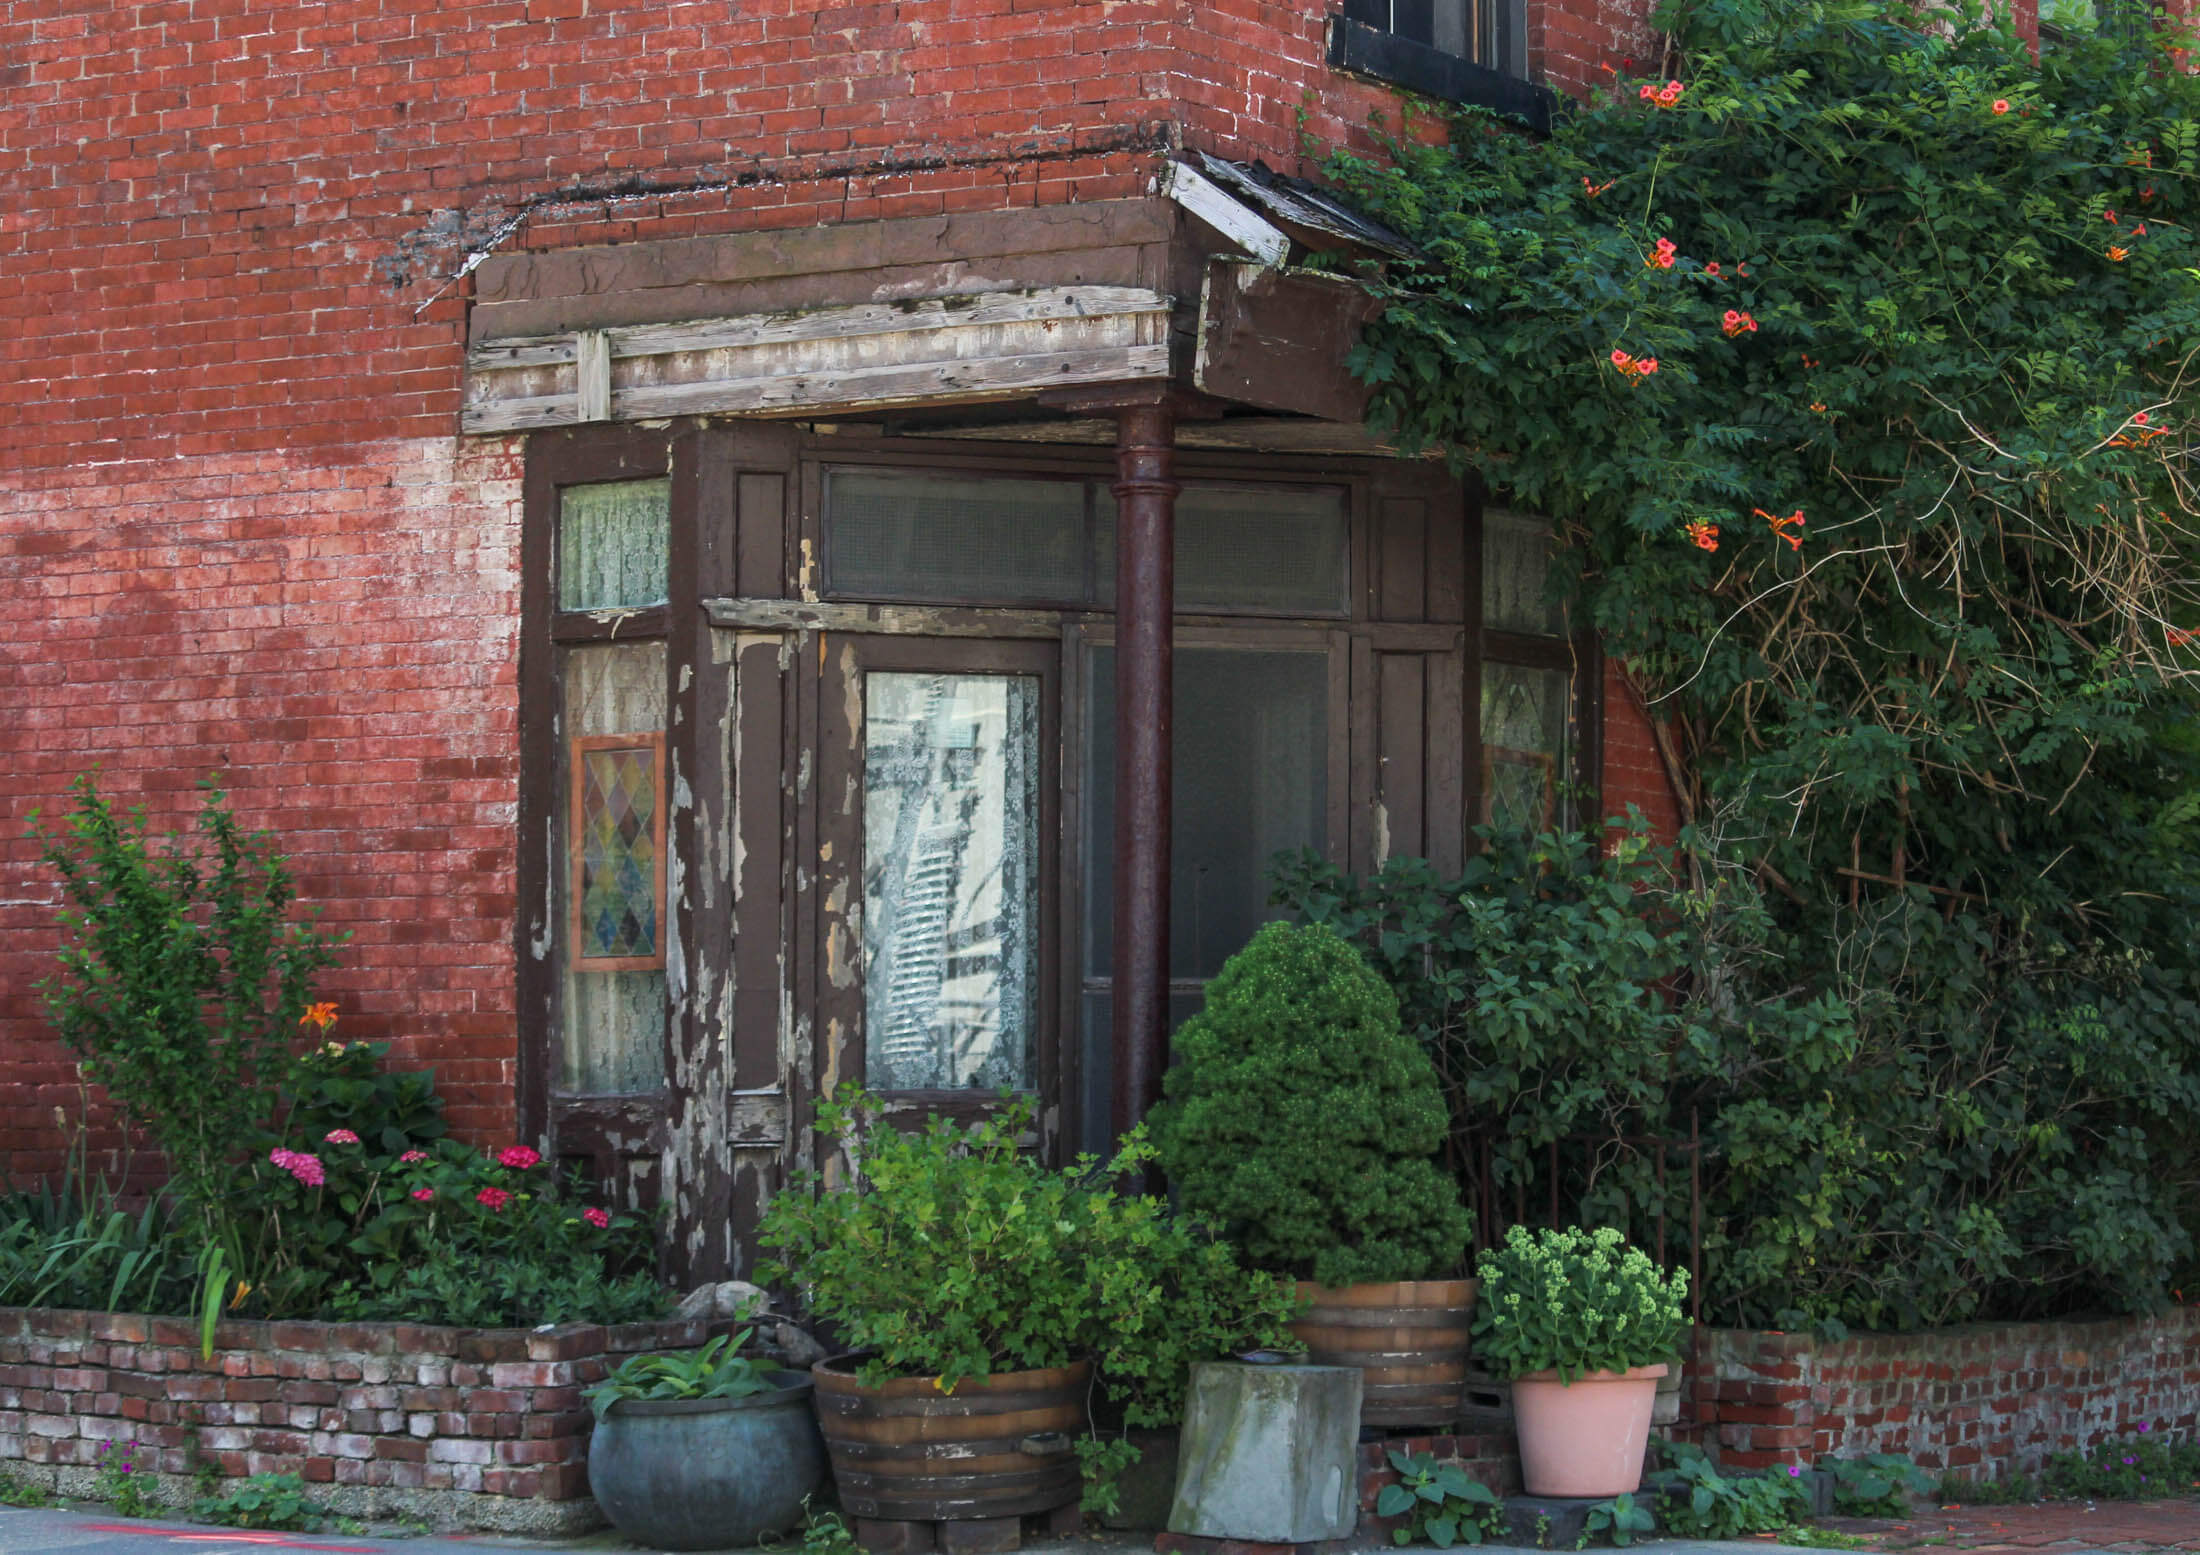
xmin=876 ymin=824 xmax=962 ymax=1077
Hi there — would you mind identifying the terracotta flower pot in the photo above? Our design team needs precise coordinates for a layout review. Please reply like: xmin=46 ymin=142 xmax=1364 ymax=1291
xmin=1510 ymin=1363 xmax=1666 ymax=1497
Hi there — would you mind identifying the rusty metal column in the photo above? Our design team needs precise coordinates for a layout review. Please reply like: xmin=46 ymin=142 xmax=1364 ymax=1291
xmin=1110 ymin=401 xmax=1178 ymax=1139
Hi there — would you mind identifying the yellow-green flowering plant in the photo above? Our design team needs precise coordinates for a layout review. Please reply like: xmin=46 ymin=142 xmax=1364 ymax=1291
xmin=1470 ymin=1226 xmax=1686 ymax=1383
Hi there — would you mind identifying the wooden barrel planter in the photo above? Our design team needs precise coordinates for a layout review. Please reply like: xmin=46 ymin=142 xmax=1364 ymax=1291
xmin=1288 ymin=1278 xmax=1478 ymax=1428
xmin=809 ymin=1357 xmax=1089 ymax=1521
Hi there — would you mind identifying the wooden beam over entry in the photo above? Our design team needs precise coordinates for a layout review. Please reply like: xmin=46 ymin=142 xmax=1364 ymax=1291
xmin=462 ymin=285 xmax=1175 ymax=434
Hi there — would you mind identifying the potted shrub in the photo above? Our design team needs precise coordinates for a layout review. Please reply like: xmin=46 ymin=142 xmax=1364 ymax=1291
xmin=758 ymin=1089 xmax=1296 ymax=1532
xmin=583 ymin=1330 xmax=825 ymax=1549
xmin=1471 ymin=1225 xmax=1688 ymax=1496
xmin=1147 ymin=920 xmax=1477 ymax=1426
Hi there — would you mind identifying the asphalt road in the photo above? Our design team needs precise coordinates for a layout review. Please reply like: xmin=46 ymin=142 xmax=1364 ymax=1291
xmin=0 ymin=1509 xmax=623 ymax=1555
xmin=0 ymin=1506 xmax=1909 ymax=1555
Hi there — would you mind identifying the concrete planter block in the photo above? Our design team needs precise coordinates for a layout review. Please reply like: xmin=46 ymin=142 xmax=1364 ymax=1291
xmin=1166 ymin=1362 xmax=1361 ymax=1544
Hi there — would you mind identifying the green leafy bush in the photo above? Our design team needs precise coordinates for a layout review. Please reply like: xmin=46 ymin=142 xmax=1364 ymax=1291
xmin=1146 ymin=920 xmax=1473 ymax=1286
xmin=1583 ymin=1493 xmax=1656 ymax=1547
xmin=1375 ymin=1451 xmax=1505 ymax=1548
xmin=1654 ymin=1442 xmax=1810 ymax=1537
xmin=0 ymin=1469 xmax=52 ymax=1508
xmin=33 ymin=776 xmax=344 ymax=1277
xmin=0 ymin=1165 xmax=193 ymax=1317
xmin=278 ymin=1036 xmax=447 ymax=1159
xmin=328 ymin=1141 xmax=663 ymax=1328
xmin=2040 ymin=1426 xmax=2200 ymax=1500
xmin=1306 ymin=0 xmax=2200 ymax=1330
xmin=1471 ymin=1226 xmax=1687 ymax=1381
xmin=1278 ymin=815 xmax=2200 ymax=1332
xmin=757 ymin=1089 xmax=1299 ymax=1404
xmin=585 ymin=1331 xmax=783 ymax=1417
xmin=1272 ymin=823 xmax=1720 ymax=1236
xmin=93 ymin=1437 xmax=160 ymax=1517
xmin=1825 ymin=1453 xmax=1932 ymax=1517
xmin=193 ymin=1472 xmax=320 ymax=1530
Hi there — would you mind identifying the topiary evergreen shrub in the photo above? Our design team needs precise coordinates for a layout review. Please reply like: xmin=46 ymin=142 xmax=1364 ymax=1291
xmin=1148 ymin=920 xmax=1473 ymax=1287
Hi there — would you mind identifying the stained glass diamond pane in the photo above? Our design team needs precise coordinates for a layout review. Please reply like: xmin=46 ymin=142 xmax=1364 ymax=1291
xmin=578 ymin=742 xmax=659 ymax=961
xmin=1481 ymin=662 xmax=1573 ymax=831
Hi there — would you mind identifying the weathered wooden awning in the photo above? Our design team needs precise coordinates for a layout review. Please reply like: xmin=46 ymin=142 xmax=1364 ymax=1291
xmin=460 ymin=284 xmax=1173 ymax=434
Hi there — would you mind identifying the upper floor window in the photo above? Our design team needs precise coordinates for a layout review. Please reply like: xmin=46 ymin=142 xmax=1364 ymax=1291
xmin=1342 ymin=0 xmax=1521 ymax=76
xmin=1329 ymin=0 xmax=1551 ymax=127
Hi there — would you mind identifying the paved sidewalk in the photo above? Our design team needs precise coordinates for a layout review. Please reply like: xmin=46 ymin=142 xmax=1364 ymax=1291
xmin=8 ymin=1500 xmax=2199 ymax=1555
xmin=0 ymin=1507 xmax=633 ymax=1555
xmin=1820 ymin=1495 xmax=2200 ymax=1552
xmin=0 ymin=1507 xmax=1843 ymax=1555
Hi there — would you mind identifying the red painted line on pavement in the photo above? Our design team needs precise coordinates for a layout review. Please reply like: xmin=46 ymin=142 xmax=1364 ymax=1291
xmin=77 ymin=1526 xmax=379 ymax=1553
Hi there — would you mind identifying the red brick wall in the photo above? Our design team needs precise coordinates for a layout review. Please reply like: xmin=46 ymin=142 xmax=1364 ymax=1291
xmin=0 ymin=0 xmax=1672 ymax=1177
xmin=0 ymin=1303 xmax=735 ymax=1530
xmin=0 ymin=440 xmax=529 ymax=1175
xmin=1600 ymin=659 xmax=1684 ymax=840
xmin=1693 ymin=1309 xmax=2200 ymax=1475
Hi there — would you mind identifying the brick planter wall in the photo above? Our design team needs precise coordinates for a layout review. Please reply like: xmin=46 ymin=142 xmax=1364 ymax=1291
xmin=0 ymin=1305 xmax=738 ymax=1532
xmin=1692 ymin=1307 xmax=2200 ymax=1476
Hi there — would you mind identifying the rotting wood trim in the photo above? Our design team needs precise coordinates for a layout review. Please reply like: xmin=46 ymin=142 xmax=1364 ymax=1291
xmin=727 ymin=1091 xmax=789 ymax=1147
xmin=611 ymin=345 xmax=1174 ymax=424
xmin=1194 ymin=260 xmax=1383 ymax=424
xmin=576 ymin=330 xmax=611 ymax=423
xmin=603 ymin=287 xmax=1172 ymax=354
xmin=1161 ymin=161 xmax=1291 ymax=266
xmin=462 ymin=286 xmax=1174 ymax=435
xmin=472 ymin=200 xmax=1181 ymax=305
xmin=704 ymin=598 xmax=1065 ymax=639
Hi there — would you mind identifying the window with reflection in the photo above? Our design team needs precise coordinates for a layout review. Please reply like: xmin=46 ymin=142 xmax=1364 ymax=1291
xmin=862 ymin=672 xmax=1041 ymax=1091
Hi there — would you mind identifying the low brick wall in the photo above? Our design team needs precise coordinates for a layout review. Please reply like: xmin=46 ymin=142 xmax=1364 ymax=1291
xmin=1355 ymin=1430 xmax=1520 ymax=1532
xmin=0 ymin=1305 xmax=736 ymax=1532
xmin=1692 ymin=1307 xmax=2200 ymax=1475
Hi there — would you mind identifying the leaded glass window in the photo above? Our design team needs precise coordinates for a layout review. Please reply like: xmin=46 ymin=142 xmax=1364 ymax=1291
xmin=557 ymin=640 xmax=667 ymax=1096
xmin=1481 ymin=662 xmax=1572 ymax=831
xmin=571 ymin=736 xmax=664 ymax=967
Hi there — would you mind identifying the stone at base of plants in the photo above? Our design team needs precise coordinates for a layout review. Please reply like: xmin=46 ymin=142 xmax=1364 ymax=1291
xmin=0 ymin=1463 xmax=607 ymax=1536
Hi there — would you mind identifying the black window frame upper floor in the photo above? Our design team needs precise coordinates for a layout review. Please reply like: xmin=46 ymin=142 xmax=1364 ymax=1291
xmin=1329 ymin=0 xmax=1558 ymax=131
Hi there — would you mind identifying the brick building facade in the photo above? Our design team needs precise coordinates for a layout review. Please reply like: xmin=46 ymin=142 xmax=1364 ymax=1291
xmin=3 ymin=0 xmax=1960 ymax=1277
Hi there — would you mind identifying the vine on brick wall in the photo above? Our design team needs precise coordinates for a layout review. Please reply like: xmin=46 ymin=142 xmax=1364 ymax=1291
xmin=1319 ymin=0 xmax=2200 ymax=1328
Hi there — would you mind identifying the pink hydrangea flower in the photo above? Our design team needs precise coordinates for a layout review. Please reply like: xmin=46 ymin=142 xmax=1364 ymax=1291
xmin=477 ymin=1187 xmax=512 ymax=1212
xmin=268 ymin=1148 xmax=325 ymax=1188
xmin=411 ymin=1188 xmax=435 ymax=1202
xmin=582 ymin=1207 xmax=611 ymax=1230
xmin=399 ymin=1149 xmax=428 ymax=1164
xmin=498 ymin=1145 xmax=541 ymax=1170
xmin=324 ymin=1129 xmax=360 ymax=1146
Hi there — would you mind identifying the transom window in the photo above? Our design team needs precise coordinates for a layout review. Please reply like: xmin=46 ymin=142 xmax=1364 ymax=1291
xmin=823 ymin=468 xmax=1351 ymax=616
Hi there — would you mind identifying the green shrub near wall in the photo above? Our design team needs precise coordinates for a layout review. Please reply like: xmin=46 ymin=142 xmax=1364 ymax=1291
xmin=1291 ymin=0 xmax=2200 ymax=1330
